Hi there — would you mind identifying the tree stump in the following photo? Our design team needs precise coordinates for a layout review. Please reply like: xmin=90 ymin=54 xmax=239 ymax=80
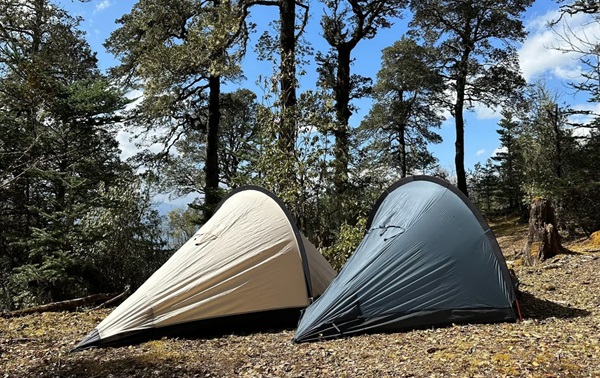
xmin=523 ymin=198 xmax=565 ymax=265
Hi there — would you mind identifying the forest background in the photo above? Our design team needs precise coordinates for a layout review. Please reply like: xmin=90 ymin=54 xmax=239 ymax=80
xmin=1 ymin=0 xmax=599 ymax=310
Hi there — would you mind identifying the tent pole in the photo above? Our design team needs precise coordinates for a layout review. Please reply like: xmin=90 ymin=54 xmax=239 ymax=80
xmin=515 ymin=299 xmax=523 ymax=322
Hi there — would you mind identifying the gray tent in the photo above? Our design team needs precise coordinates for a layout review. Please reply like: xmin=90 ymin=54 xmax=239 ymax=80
xmin=74 ymin=186 xmax=336 ymax=350
xmin=294 ymin=176 xmax=518 ymax=343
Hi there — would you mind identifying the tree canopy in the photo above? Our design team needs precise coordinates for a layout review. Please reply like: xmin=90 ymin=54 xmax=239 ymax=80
xmin=409 ymin=0 xmax=533 ymax=196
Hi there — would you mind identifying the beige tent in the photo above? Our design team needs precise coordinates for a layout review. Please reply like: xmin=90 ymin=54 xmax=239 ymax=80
xmin=74 ymin=186 xmax=336 ymax=350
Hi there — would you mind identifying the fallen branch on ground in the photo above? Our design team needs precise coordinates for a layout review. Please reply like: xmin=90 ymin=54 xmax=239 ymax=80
xmin=91 ymin=285 xmax=131 ymax=310
xmin=1 ymin=292 xmax=117 ymax=318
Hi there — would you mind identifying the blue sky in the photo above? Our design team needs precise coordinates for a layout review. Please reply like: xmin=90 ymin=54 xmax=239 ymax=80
xmin=55 ymin=0 xmax=596 ymax=177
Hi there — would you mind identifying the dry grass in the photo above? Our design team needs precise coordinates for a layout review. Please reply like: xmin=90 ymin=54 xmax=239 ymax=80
xmin=2 ymin=218 xmax=600 ymax=377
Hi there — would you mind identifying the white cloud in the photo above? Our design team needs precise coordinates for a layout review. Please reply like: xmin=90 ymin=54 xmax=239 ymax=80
xmin=491 ymin=146 xmax=507 ymax=158
xmin=476 ymin=149 xmax=486 ymax=157
xmin=519 ymin=9 xmax=600 ymax=82
xmin=116 ymin=128 xmax=168 ymax=162
xmin=572 ymin=126 xmax=592 ymax=138
xmin=473 ymin=103 xmax=501 ymax=120
xmin=439 ymin=108 xmax=452 ymax=122
xmin=570 ymin=101 xmax=600 ymax=117
xmin=552 ymin=65 xmax=585 ymax=81
xmin=125 ymin=89 xmax=144 ymax=110
xmin=116 ymin=130 xmax=139 ymax=161
xmin=565 ymin=101 xmax=600 ymax=138
xmin=116 ymin=90 xmax=172 ymax=161
xmin=95 ymin=0 xmax=111 ymax=13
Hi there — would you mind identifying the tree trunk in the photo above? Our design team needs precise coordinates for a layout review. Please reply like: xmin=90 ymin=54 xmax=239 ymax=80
xmin=278 ymin=0 xmax=297 ymax=152
xmin=399 ymin=123 xmax=407 ymax=178
xmin=523 ymin=198 xmax=565 ymax=265
xmin=454 ymin=43 xmax=471 ymax=197
xmin=91 ymin=285 xmax=131 ymax=310
xmin=275 ymin=0 xmax=298 ymax=189
xmin=552 ymin=103 xmax=562 ymax=178
xmin=333 ymin=46 xmax=352 ymax=194
xmin=454 ymin=79 xmax=467 ymax=197
xmin=204 ymin=74 xmax=221 ymax=221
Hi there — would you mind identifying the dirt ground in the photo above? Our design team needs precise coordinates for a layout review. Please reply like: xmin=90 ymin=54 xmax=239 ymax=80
xmin=1 ymin=217 xmax=599 ymax=377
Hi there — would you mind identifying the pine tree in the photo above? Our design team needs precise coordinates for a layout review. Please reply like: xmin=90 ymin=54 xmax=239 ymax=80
xmin=359 ymin=37 xmax=444 ymax=178
xmin=317 ymin=0 xmax=407 ymax=193
xmin=409 ymin=0 xmax=533 ymax=196
xmin=469 ymin=160 xmax=499 ymax=214
xmin=0 ymin=0 xmax=165 ymax=308
xmin=492 ymin=111 xmax=525 ymax=213
xmin=105 ymin=0 xmax=247 ymax=220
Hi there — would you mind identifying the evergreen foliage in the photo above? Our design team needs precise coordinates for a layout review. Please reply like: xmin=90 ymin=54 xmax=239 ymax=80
xmin=491 ymin=112 xmax=525 ymax=214
xmin=317 ymin=0 xmax=407 ymax=194
xmin=359 ymin=37 xmax=444 ymax=178
xmin=409 ymin=0 xmax=533 ymax=196
xmin=105 ymin=0 xmax=248 ymax=220
xmin=0 ymin=0 xmax=166 ymax=309
xmin=468 ymin=82 xmax=600 ymax=234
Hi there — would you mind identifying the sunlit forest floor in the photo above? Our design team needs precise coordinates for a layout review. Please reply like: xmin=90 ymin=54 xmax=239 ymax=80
xmin=2 ymin=218 xmax=600 ymax=377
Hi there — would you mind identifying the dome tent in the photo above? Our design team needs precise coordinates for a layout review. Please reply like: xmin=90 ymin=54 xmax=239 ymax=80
xmin=294 ymin=176 xmax=518 ymax=343
xmin=74 ymin=186 xmax=336 ymax=350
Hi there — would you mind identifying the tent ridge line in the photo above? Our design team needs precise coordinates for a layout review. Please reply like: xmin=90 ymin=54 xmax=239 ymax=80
xmin=214 ymin=185 xmax=314 ymax=299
